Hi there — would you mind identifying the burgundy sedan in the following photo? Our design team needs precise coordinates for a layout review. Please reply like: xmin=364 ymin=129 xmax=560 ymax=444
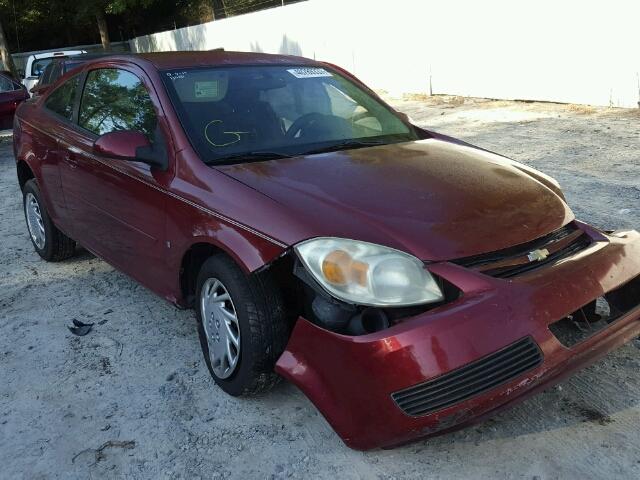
xmin=13 ymin=51 xmax=640 ymax=450
xmin=0 ymin=72 xmax=28 ymax=129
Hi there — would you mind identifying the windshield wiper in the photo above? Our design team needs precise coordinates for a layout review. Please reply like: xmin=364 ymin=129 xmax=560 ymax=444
xmin=208 ymin=139 xmax=389 ymax=165
xmin=207 ymin=151 xmax=293 ymax=165
xmin=300 ymin=140 xmax=386 ymax=156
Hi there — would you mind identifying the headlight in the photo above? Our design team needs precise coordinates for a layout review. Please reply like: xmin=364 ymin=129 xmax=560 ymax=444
xmin=294 ymin=237 xmax=444 ymax=307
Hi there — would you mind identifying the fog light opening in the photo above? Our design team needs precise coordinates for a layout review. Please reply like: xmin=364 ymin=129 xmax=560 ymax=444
xmin=347 ymin=308 xmax=390 ymax=335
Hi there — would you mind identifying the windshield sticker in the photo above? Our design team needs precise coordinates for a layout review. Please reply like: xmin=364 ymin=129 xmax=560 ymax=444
xmin=166 ymin=71 xmax=187 ymax=80
xmin=287 ymin=68 xmax=332 ymax=79
xmin=195 ymin=81 xmax=219 ymax=98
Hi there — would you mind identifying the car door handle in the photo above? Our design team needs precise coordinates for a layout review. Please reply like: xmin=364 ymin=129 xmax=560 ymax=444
xmin=64 ymin=152 xmax=78 ymax=169
xmin=63 ymin=149 xmax=81 ymax=169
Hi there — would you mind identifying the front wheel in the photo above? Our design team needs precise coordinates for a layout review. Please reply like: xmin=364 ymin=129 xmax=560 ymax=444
xmin=196 ymin=254 xmax=289 ymax=396
xmin=23 ymin=179 xmax=76 ymax=261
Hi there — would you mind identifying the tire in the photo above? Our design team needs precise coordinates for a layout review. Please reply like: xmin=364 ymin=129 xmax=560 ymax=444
xmin=23 ymin=179 xmax=76 ymax=261
xmin=196 ymin=254 xmax=289 ymax=396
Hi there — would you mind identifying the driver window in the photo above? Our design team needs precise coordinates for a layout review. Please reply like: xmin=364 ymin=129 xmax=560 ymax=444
xmin=79 ymin=68 xmax=158 ymax=140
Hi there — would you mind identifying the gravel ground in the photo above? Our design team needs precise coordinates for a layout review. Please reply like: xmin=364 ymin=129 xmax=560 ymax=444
xmin=1 ymin=98 xmax=639 ymax=480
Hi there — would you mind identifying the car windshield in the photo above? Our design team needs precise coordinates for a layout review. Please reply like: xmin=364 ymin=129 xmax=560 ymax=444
xmin=161 ymin=65 xmax=419 ymax=164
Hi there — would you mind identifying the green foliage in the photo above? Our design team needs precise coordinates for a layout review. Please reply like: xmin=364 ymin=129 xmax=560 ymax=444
xmin=217 ymin=0 xmax=283 ymax=18
xmin=72 ymin=0 xmax=156 ymax=18
xmin=0 ymin=0 xmax=307 ymax=52
xmin=107 ymin=0 xmax=153 ymax=14
xmin=211 ymin=1 xmax=307 ymax=19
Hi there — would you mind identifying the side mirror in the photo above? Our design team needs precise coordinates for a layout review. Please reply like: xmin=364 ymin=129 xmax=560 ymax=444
xmin=93 ymin=130 xmax=167 ymax=171
xmin=94 ymin=130 xmax=150 ymax=159
xmin=17 ymin=69 xmax=24 ymax=79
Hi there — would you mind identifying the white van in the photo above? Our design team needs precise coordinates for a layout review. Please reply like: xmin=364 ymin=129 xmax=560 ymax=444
xmin=22 ymin=50 xmax=87 ymax=95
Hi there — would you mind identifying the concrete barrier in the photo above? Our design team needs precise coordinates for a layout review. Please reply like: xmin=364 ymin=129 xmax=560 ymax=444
xmin=130 ymin=0 xmax=640 ymax=108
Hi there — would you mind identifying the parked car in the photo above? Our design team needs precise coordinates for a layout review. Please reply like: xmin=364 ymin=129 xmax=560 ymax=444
xmin=29 ymin=54 xmax=111 ymax=97
xmin=21 ymin=50 xmax=86 ymax=95
xmin=13 ymin=52 xmax=640 ymax=450
xmin=0 ymin=69 xmax=21 ymax=82
xmin=0 ymin=71 xmax=28 ymax=129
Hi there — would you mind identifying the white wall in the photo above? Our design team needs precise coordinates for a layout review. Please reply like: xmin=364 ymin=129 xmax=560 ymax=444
xmin=130 ymin=0 xmax=640 ymax=107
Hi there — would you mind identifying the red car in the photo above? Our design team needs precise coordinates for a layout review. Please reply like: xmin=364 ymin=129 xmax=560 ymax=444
xmin=0 ymin=71 xmax=28 ymax=129
xmin=14 ymin=52 xmax=640 ymax=450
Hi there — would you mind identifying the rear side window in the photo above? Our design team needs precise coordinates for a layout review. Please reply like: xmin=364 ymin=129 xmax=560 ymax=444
xmin=0 ymin=75 xmax=15 ymax=92
xmin=79 ymin=68 xmax=157 ymax=140
xmin=44 ymin=75 xmax=80 ymax=120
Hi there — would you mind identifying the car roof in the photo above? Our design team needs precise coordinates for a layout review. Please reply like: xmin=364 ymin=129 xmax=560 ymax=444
xmin=79 ymin=50 xmax=320 ymax=71
xmin=64 ymin=53 xmax=114 ymax=61
xmin=38 ymin=54 xmax=113 ymax=85
xmin=53 ymin=53 xmax=114 ymax=67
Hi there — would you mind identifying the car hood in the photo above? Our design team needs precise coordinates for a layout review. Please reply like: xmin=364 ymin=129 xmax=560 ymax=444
xmin=215 ymin=138 xmax=573 ymax=261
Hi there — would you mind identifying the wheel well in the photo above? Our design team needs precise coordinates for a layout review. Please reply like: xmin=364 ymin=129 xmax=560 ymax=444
xmin=180 ymin=243 xmax=224 ymax=307
xmin=179 ymin=242 xmax=300 ymax=314
xmin=17 ymin=161 xmax=34 ymax=191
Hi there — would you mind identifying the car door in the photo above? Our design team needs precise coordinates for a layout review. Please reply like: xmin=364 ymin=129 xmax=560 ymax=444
xmin=58 ymin=66 xmax=173 ymax=293
xmin=21 ymin=74 xmax=83 ymax=233
xmin=0 ymin=74 xmax=26 ymax=128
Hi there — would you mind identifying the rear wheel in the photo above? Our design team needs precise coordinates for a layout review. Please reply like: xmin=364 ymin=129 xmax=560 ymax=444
xmin=23 ymin=179 xmax=75 ymax=261
xmin=196 ymin=254 xmax=289 ymax=396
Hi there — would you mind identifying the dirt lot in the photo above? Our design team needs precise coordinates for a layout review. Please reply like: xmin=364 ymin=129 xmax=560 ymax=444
xmin=1 ymin=98 xmax=639 ymax=480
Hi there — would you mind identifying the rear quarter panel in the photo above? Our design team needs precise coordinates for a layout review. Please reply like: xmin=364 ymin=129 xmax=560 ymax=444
xmin=14 ymin=101 xmax=69 ymax=226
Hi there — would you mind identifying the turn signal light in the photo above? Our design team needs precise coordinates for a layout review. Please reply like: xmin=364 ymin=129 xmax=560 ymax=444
xmin=322 ymin=250 xmax=368 ymax=286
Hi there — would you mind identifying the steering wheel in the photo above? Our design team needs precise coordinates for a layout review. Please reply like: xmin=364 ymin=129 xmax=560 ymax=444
xmin=285 ymin=112 xmax=328 ymax=140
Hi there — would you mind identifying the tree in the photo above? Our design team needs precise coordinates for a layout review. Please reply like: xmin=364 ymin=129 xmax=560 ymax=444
xmin=0 ymin=17 xmax=17 ymax=77
xmin=0 ymin=0 xmax=19 ymax=77
xmin=95 ymin=10 xmax=111 ymax=50
xmin=77 ymin=0 xmax=157 ymax=51
xmin=181 ymin=0 xmax=215 ymax=24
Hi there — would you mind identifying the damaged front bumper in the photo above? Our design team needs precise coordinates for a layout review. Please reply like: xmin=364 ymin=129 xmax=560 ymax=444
xmin=275 ymin=225 xmax=640 ymax=450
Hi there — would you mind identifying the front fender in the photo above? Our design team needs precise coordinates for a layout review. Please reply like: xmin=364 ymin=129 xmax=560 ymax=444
xmin=165 ymin=197 xmax=286 ymax=303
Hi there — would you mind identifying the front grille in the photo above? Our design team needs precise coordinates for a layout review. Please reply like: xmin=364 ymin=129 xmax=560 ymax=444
xmin=391 ymin=337 xmax=543 ymax=417
xmin=452 ymin=223 xmax=592 ymax=278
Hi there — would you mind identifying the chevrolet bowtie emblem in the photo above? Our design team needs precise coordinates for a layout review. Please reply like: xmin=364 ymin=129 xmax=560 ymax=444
xmin=527 ymin=248 xmax=550 ymax=262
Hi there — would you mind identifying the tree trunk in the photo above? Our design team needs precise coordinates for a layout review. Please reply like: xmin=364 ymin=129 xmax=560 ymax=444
xmin=199 ymin=1 xmax=215 ymax=23
xmin=96 ymin=10 xmax=111 ymax=51
xmin=0 ymin=19 xmax=17 ymax=78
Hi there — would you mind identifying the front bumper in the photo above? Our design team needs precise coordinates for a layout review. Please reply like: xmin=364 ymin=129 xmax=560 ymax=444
xmin=275 ymin=224 xmax=640 ymax=450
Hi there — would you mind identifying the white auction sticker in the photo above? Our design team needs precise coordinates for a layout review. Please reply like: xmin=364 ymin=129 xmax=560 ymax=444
xmin=287 ymin=68 xmax=333 ymax=79
xmin=195 ymin=81 xmax=219 ymax=98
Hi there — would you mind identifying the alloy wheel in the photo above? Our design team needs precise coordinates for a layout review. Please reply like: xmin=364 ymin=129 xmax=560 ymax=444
xmin=200 ymin=277 xmax=241 ymax=379
xmin=25 ymin=192 xmax=46 ymax=249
